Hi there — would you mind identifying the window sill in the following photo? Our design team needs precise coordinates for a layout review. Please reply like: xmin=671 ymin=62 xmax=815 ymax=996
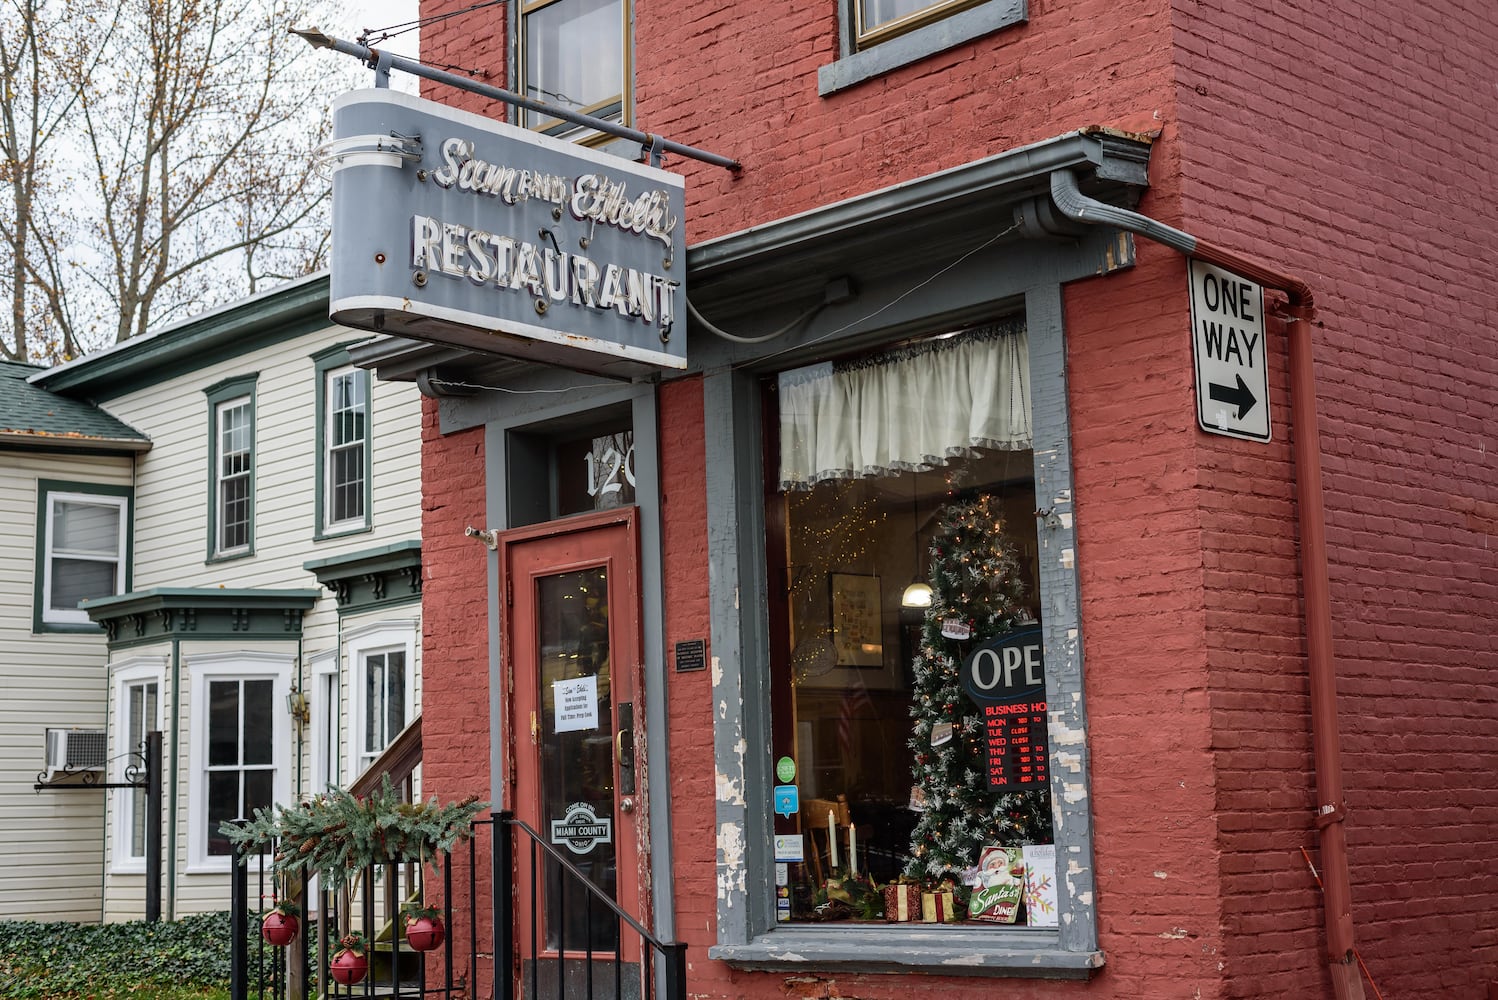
xmin=314 ymin=522 xmax=373 ymax=542
xmin=709 ymin=925 xmax=1102 ymax=979
xmin=35 ymin=620 xmax=105 ymax=634
xmin=818 ymin=0 xmax=1027 ymax=96
xmin=205 ymin=549 xmax=254 ymax=565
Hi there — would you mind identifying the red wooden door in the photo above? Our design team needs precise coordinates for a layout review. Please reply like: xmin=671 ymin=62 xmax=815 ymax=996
xmin=502 ymin=507 xmax=645 ymax=965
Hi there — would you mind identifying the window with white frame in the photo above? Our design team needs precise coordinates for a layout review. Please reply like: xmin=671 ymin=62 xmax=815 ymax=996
xmin=308 ymin=649 xmax=340 ymax=795
xmin=215 ymin=397 xmax=254 ymax=554
xmin=111 ymin=656 xmax=164 ymax=872
xmin=205 ymin=373 xmax=257 ymax=560
xmin=189 ymin=652 xmax=290 ymax=869
xmin=346 ymin=621 xmax=417 ymax=777
xmin=324 ymin=366 xmax=368 ymax=531
xmin=37 ymin=482 xmax=129 ymax=628
xmin=519 ymin=0 xmax=629 ymax=138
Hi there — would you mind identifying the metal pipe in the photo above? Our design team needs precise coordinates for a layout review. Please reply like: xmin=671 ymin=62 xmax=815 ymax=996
xmin=1049 ymin=168 xmax=1363 ymax=999
xmin=291 ymin=29 xmax=741 ymax=173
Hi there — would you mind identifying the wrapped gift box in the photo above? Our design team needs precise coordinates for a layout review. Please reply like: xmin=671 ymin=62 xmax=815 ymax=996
xmin=882 ymin=882 xmax=920 ymax=922
xmin=921 ymin=889 xmax=959 ymax=923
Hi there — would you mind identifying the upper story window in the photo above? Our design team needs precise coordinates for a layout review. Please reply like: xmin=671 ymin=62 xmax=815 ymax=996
xmin=35 ymin=480 xmax=131 ymax=630
xmin=324 ymin=366 xmax=370 ymax=532
xmin=819 ymin=0 xmax=1027 ymax=96
xmin=856 ymin=0 xmax=983 ymax=46
xmin=204 ymin=374 xmax=258 ymax=561
xmin=519 ymin=0 xmax=630 ymax=140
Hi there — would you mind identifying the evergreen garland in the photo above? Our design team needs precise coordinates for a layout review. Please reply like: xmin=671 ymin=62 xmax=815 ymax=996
xmin=905 ymin=494 xmax=1052 ymax=881
xmin=220 ymin=776 xmax=487 ymax=889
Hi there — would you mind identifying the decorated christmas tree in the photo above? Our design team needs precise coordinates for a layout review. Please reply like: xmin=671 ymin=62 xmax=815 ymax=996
xmin=905 ymin=493 xmax=1052 ymax=881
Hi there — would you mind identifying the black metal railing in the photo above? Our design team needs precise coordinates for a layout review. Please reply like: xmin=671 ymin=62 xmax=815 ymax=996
xmin=231 ymin=812 xmax=684 ymax=1000
xmin=494 ymin=812 xmax=685 ymax=1000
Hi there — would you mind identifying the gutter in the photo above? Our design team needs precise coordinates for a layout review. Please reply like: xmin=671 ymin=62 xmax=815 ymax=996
xmin=1048 ymin=169 xmax=1364 ymax=1000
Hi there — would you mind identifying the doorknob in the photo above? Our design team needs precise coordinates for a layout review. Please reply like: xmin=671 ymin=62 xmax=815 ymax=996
xmin=619 ymin=797 xmax=635 ymax=813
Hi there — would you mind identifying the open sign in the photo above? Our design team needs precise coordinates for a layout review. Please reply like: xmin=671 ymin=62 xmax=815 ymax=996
xmin=961 ymin=626 xmax=1045 ymax=705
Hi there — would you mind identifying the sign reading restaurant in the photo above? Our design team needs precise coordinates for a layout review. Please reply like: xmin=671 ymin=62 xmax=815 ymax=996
xmin=326 ymin=90 xmax=687 ymax=375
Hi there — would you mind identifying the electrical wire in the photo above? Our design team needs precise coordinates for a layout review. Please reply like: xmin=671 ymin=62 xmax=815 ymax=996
xmin=416 ymin=222 xmax=1022 ymax=396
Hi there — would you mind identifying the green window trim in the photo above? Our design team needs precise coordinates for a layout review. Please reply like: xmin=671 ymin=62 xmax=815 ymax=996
xmin=32 ymin=479 xmax=135 ymax=634
xmin=204 ymin=373 xmax=258 ymax=563
xmin=312 ymin=345 xmax=374 ymax=540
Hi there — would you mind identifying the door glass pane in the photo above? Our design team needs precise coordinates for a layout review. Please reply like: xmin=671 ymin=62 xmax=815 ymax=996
xmin=537 ymin=566 xmax=618 ymax=951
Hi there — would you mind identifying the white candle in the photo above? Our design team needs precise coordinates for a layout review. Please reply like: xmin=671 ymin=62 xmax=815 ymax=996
xmin=849 ymin=824 xmax=858 ymax=876
xmin=828 ymin=810 xmax=839 ymax=870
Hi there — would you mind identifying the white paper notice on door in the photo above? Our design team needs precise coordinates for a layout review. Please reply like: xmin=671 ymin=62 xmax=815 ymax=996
xmin=553 ymin=675 xmax=600 ymax=733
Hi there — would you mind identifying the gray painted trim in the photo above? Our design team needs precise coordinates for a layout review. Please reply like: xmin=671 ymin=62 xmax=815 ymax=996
xmin=703 ymin=367 xmax=775 ymax=943
xmin=701 ymin=245 xmax=1105 ymax=971
xmin=1023 ymin=280 xmax=1099 ymax=955
xmin=480 ymin=378 xmax=676 ymax=941
xmin=820 ymin=0 xmax=1027 ymax=95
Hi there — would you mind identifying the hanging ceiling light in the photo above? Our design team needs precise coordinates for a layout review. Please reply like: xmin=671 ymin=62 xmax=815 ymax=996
xmin=901 ymin=472 xmax=933 ymax=608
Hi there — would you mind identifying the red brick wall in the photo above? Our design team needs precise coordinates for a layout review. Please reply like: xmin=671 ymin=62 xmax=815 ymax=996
xmin=1173 ymin=0 xmax=1498 ymax=995
xmin=416 ymin=397 xmax=495 ymax=997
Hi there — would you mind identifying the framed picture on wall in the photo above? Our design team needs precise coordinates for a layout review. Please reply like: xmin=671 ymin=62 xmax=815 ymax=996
xmin=830 ymin=573 xmax=883 ymax=667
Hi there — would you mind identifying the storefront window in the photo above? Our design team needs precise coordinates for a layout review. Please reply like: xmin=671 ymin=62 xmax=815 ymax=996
xmin=766 ymin=321 xmax=1057 ymax=928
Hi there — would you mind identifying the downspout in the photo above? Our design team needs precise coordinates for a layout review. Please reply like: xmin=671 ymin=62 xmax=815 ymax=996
xmin=1048 ymin=169 xmax=1364 ymax=1000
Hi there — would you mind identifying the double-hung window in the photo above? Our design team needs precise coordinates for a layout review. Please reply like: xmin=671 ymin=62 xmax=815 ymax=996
xmin=346 ymin=621 xmax=417 ymax=778
xmin=321 ymin=364 xmax=370 ymax=534
xmin=35 ymin=480 xmax=130 ymax=630
xmin=111 ymin=657 xmax=164 ymax=871
xmin=205 ymin=375 xmax=257 ymax=560
xmin=189 ymin=651 xmax=290 ymax=869
xmin=518 ymin=0 xmax=630 ymax=139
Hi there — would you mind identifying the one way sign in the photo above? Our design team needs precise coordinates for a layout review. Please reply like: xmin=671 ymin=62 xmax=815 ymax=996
xmin=1189 ymin=259 xmax=1271 ymax=442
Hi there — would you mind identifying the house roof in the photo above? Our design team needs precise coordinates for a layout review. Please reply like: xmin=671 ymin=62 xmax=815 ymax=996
xmin=0 ymin=360 xmax=151 ymax=453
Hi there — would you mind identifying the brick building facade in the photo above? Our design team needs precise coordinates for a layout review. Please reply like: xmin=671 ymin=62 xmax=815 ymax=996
xmin=343 ymin=0 xmax=1497 ymax=996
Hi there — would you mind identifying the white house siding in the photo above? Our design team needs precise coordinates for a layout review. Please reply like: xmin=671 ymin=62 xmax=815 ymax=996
xmin=91 ymin=321 xmax=423 ymax=922
xmin=0 ymin=452 xmax=133 ymax=922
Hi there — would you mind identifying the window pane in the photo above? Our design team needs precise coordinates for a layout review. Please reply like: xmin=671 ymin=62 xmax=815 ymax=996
xmin=331 ymin=445 xmax=365 ymax=522
xmin=50 ymin=557 xmax=118 ymax=610
xmin=364 ymin=654 xmax=386 ymax=754
xmin=217 ymin=399 xmax=253 ymax=552
xmin=54 ymin=500 xmax=120 ymax=554
xmin=766 ymin=328 xmax=1053 ymax=925
xmin=523 ymin=0 xmax=623 ymax=129
xmin=207 ymin=681 xmax=239 ymax=766
xmin=387 ymin=651 xmax=406 ymax=737
xmin=242 ymin=680 xmax=274 ymax=765
xmin=206 ymin=771 xmax=239 ymax=855
xmin=243 ymin=768 xmax=274 ymax=816
xmin=858 ymin=0 xmax=977 ymax=40
xmin=127 ymin=681 xmax=157 ymax=858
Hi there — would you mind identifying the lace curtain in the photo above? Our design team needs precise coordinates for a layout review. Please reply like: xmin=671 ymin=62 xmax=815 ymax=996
xmin=778 ymin=322 xmax=1031 ymax=491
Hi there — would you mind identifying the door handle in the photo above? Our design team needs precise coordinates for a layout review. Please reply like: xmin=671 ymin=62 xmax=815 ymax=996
xmin=616 ymin=701 xmax=635 ymax=796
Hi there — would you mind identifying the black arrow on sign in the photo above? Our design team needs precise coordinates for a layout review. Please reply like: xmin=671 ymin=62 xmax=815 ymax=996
xmin=1209 ymin=374 xmax=1257 ymax=420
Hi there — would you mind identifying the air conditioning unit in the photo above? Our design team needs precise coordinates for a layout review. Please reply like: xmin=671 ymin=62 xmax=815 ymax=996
xmin=44 ymin=728 xmax=107 ymax=780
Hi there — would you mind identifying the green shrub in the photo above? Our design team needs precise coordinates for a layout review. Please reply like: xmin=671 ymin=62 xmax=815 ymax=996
xmin=0 ymin=911 xmax=240 ymax=999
